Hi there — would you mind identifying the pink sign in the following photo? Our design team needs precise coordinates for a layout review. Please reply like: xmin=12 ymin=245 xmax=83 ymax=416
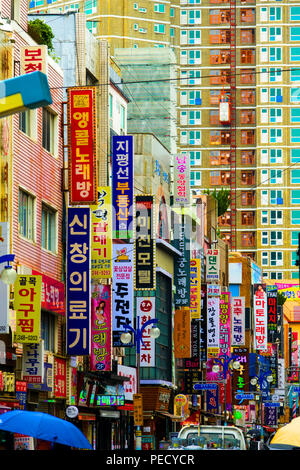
xmin=219 ymin=292 xmax=231 ymax=357
xmin=90 ymin=284 xmax=111 ymax=372
xmin=32 ymin=271 xmax=65 ymax=315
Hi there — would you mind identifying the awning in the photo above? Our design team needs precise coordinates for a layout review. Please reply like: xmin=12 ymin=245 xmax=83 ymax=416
xmin=157 ymin=411 xmax=182 ymax=421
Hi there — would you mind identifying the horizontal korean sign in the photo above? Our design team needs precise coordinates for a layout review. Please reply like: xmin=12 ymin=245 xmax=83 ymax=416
xmin=14 ymin=275 xmax=42 ymax=343
xmin=193 ymin=383 xmax=218 ymax=391
xmin=97 ymin=395 xmax=125 ymax=406
xmin=32 ymin=270 xmax=65 ymax=316
xmin=66 ymin=207 xmax=91 ymax=355
xmin=134 ymin=195 xmax=155 ymax=290
xmin=206 ymin=249 xmax=220 ymax=282
xmin=112 ymin=135 xmax=133 ymax=239
xmin=67 ymin=87 xmax=97 ymax=205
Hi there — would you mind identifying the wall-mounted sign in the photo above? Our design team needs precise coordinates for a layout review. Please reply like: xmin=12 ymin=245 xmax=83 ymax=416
xmin=20 ymin=45 xmax=47 ymax=75
xmin=96 ymin=395 xmax=125 ymax=406
xmin=22 ymin=341 xmax=44 ymax=384
xmin=14 ymin=275 xmax=42 ymax=344
xmin=254 ymin=284 xmax=267 ymax=352
xmin=137 ymin=297 xmax=156 ymax=367
xmin=90 ymin=284 xmax=111 ymax=372
xmin=134 ymin=195 xmax=155 ymax=290
xmin=90 ymin=187 xmax=112 ymax=279
xmin=232 ymin=297 xmax=245 ymax=346
xmin=206 ymin=249 xmax=220 ymax=282
xmin=174 ymin=153 xmax=190 ymax=206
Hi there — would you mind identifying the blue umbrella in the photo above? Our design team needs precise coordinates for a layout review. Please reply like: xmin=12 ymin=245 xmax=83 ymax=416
xmin=0 ymin=410 xmax=93 ymax=449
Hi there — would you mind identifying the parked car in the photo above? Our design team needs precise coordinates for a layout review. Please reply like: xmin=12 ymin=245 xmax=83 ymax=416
xmin=168 ymin=425 xmax=247 ymax=450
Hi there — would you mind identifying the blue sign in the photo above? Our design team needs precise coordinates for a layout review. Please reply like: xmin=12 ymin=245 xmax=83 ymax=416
xmin=235 ymin=393 xmax=255 ymax=404
xmin=193 ymin=383 xmax=218 ymax=390
xmin=264 ymin=402 xmax=280 ymax=407
xmin=112 ymin=135 xmax=133 ymax=239
xmin=66 ymin=207 xmax=91 ymax=355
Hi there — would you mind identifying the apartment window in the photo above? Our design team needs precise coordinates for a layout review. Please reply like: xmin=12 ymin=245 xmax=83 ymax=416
xmin=290 ymin=7 xmax=300 ymax=21
xmin=41 ymin=311 xmax=55 ymax=352
xmin=291 ymin=88 xmax=300 ymax=102
xmin=261 ymin=231 xmax=268 ymax=245
xmin=292 ymin=210 xmax=300 ymax=225
xmin=188 ymin=70 xmax=201 ymax=85
xmin=240 ymin=90 xmax=255 ymax=104
xmin=19 ymin=189 xmax=35 ymax=241
xmin=270 ymin=68 xmax=282 ymax=82
xmin=210 ymin=130 xmax=231 ymax=145
xmin=261 ymin=169 xmax=268 ymax=184
xmin=270 ymin=27 xmax=282 ymax=41
xmin=261 ymin=252 xmax=268 ymax=266
xmin=241 ymin=211 xmax=255 ymax=225
xmin=270 ymin=88 xmax=282 ymax=103
xmin=154 ymin=24 xmax=165 ymax=33
xmin=291 ymin=109 xmax=300 ymax=123
xmin=270 ymin=190 xmax=283 ymax=204
xmin=261 ymin=210 xmax=268 ymax=224
xmin=269 ymin=47 xmax=282 ymax=62
xmin=241 ymin=171 xmax=255 ymax=185
xmin=210 ymin=151 xmax=230 ymax=165
xmin=270 ymin=128 xmax=282 ymax=143
xmin=191 ymin=171 xmax=201 ymax=185
xmin=210 ymin=69 xmax=230 ymax=85
xmin=270 ymin=108 xmax=282 ymax=123
xmin=209 ymin=110 xmax=219 ymax=125
xmin=189 ymin=30 xmax=201 ymax=44
xmin=270 ymin=210 xmax=283 ymax=225
xmin=84 ymin=0 xmax=96 ymax=14
xmin=291 ymin=231 xmax=300 ymax=245
xmin=189 ymin=9 xmax=201 ymax=24
xmin=241 ymin=150 xmax=255 ymax=165
xmin=42 ymin=108 xmax=57 ymax=155
xmin=240 ymin=110 xmax=255 ymax=124
xmin=241 ymin=191 xmax=255 ymax=206
xmin=210 ymin=49 xmax=230 ymax=64
xmin=189 ymin=50 xmax=201 ymax=64
xmin=270 ymin=251 xmax=283 ymax=266
xmin=170 ymin=7 xmax=175 ymax=16
xmin=189 ymin=131 xmax=201 ymax=145
xmin=291 ymin=129 xmax=300 ymax=143
xmin=240 ymin=9 xmax=255 ymax=23
xmin=189 ymin=91 xmax=201 ymax=105
xmin=291 ymin=149 xmax=300 ymax=162
xmin=241 ymin=130 xmax=255 ymax=145
xmin=291 ymin=190 xmax=300 ymax=205
xmin=241 ymin=232 xmax=255 ymax=247
xmin=41 ymin=204 xmax=57 ymax=253
xmin=219 ymin=212 xmax=231 ymax=226
xmin=190 ymin=151 xmax=202 ymax=165
xmin=210 ymin=170 xmax=230 ymax=185
xmin=291 ymin=169 xmax=300 ymax=184
xmin=241 ymin=49 xmax=255 ymax=64
xmin=241 ymin=29 xmax=255 ymax=44
xmin=240 ymin=69 xmax=255 ymax=84
xmin=154 ymin=3 xmax=165 ymax=13
xmin=292 ymin=252 xmax=298 ymax=267
xmin=270 ymin=231 xmax=283 ymax=246
xmin=291 ymin=69 xmax=300 ymax=82
xmin=291 ymin=48 xmax=300 ymax=62
xmin=270 ymin=272 xmax=283 ymax=281
xmin=19 ymin=110 xmax=30 ymax=135
xmin=270 ymin=148 xmax=282 ymax=163
xmin=189 ymin=110 xmax=201 ymax=125
xmin=270 ymin=7 xmax=281 ymax=21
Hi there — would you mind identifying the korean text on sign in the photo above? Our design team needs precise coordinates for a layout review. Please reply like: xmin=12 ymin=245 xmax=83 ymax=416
xmin=134 ymin=195 xmax=155 ymax=290
xmin=112 ymin=135 xmax=133 ymax=239
xmin=66 ymin=207 xmax=91 ymax=355
xmin=14 ymin=275 xmax=42 ymax=344
xmin=68 ymin=87 xmax=97 ymax=204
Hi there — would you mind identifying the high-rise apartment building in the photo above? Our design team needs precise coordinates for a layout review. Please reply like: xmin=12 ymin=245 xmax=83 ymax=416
xmin=28 ymin=0 xmax=300 ymax=280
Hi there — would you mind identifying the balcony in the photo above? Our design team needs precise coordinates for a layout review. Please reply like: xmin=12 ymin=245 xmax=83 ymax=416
xmin=210 ymin=150 xmax=230 ymax=165
xmin=209 ymin=30 xmax=230 ymax=44
xmin=241 ymin=170 xmax=255 ymax=185
xmin=210 ymin=50 xmax=231 ymax=65
xmin=209 ymin=9 xmax=230 ymax=25
xmin=210 ymin=69 xmax=230 ymax=85
xmin=240 ymin=110 xmax=255 ymax=125
xmin=241 ymin=89 xmax=255 ymax=105
xmin=241 ymin=190 xmax=255 ymax=206
xmin=241 ymin=150 xmax=255 ymax=165
xmin=240 ymin=69 xmax=255 ymax=85
xmin=241 ymin=211 xmax=255 ymax=226
xmin=210 ymin=170 xmax=231 ymax=185
xmin=241 ymin=49 xmax=255 ymax=65
xmin=210 ymin=130 xmax=231 ymax=145
xmin=240 ymin=9 xmax=255 ymax=24
xmin=241 ymin=130 xmax=255 ymax=145
xmin=241 ymin=232 xmax=256 ymax=247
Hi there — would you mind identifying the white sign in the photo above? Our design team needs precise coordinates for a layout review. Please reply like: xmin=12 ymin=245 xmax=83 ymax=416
xmin=22 ymin=341 xmax=44 ymax=383
xmin=174 ymin=153 xmax=190 ymax=206
xmin=207 ymin=296 xmax=220 ymax=348
xmin=254 ymin=287 xmax=268 ymax=352
xmin=20 ymin=45 xmax=48 ymax=75
xmin=137 ymin=297 xmax=156 ymax=368
xmin=232 ymin=297 xmax=245 ymax=346
xmin=206 ymin=249 xmax=220 ymax=282
xmin=112 ymin=243 xmax=134 ymax=337
xmin=0 ymin=223 xmax=9 ymax=333
xmin=207 ymin=284 xmax=221 ymax=297
xmin=117 ymin=365 xmax=137 ymax=401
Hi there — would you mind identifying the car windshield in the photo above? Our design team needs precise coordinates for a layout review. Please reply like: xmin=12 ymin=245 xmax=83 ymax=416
xmin=171 ymin=431 xmax=242 ymax=450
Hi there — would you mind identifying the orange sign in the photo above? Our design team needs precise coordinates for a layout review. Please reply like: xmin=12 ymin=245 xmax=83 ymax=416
xmin=174 ymin=308 xmax=191 ymax=358
xmin=133 ymin=394 xmax=143 ymax=426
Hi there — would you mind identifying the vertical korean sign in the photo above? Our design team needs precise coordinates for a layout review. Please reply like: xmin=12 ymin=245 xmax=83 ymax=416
xmin=206 ymin=249 xmax=220 ymax=282
xmin=254 ymin=284 xmax=268 ymax=352
xmin=112 ymin=135 xmax=133 ymax=239
xmin=112 ymin=244 xmax=134 ymax=346
xmin=174 ymin=213 xmax=190 ymax=308
xmin=67 ymin=87 xmax=97 ymax=205
xmin=66 ymin=207 xmax=90 ymax=355
xmin=219 ymin=292 xmax=231 ymax=357
xmin=174 ymin=153 xmax=190 ymax=206
xmin=134 ymin=195 xmax=155 ymax=290
xmin=22 ymin=342 xmax=44 ymax=384
xmin=190 ymin=259 xmax=201 ymax=320
xmin=90 ymin=187 xmax=112 ymax=279
xmin=91 ymin=284 xmax=111 ymax=371
xmin=20 ymin=45 xmax=48 ymax=74
xmin=137 ymin=297 xmax=156 ymax=367
xmin=232 ymin=297 xmax=245 ymax=347
xmin=267 ymin=285 xmax=278 ymax=344
xmin=0 ymin=223 xmax=9 ymax=333
xmin=207 ymin=297 xmax=219 ymax=350
xmin=14 ymin=275 xmax=42 ymax=343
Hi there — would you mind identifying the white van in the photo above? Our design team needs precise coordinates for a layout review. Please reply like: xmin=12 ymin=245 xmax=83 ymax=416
xmin=171 ymin=425 xmax=247 ymax=450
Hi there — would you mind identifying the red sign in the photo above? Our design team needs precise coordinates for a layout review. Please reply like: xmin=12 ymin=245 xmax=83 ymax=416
xmin=67 ymin=87 xmax=97 ymax=205
xmin=32 ymin=271 xmax=65 ymax=315
xmin=54 ymin=357 xmax=67 ymax=399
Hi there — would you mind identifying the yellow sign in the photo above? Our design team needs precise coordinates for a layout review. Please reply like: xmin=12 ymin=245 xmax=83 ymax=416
xmin=14 ymin=275 xmax=42 ymax=343
xmin=133 ymin=394 xmax=144 ymax=426
xmin=90 ymin=187 xmax=112 ymax=279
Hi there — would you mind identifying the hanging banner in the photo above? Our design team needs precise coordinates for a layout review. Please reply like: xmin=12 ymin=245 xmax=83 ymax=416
xmin=90 ymin=284 xmax=111 ymax=372
xmin=206 ymin=249 xmax=220 ymax=282
xmin=22 ymin=341 xmax=44 ymax=384
xmin=267 ymin=285 xmax=278 ymax=344
xmin=134 ymin=195 xmax=155 ymax=290
xmin=174 ymin=213 xmax=190 ymax=307
xmin=54 ymin=357 xmax=67 ymax=399
xmin=174 ymin=153 xmax=190 ymax=206
xmin=190 ymin=259 xmax=201 ymax=320
xmin=200 ymin=284 xmax=207 ymax=362
xmin=137 ymin=297 xmax=156 ymax=367
xmin=14 ymin=275 xmax=42 ymax=344
xmin=0 ymin=222 xmax=9 ymax=333
xmin=219 ymin=292 xmax=231 ymax=356
xmin=254 ymin=284 xmax=268 ymax=352
xmin=207 ymin=296 xmax=220 ymax=350
xmin=90 ymin=187 xmax=112 ymax=279
xmin=232 ymin=297 xmax=245 ymax=347
xmin=112 ymin=135 xmax=133 ymax=239
xmin=207 ymin=387 xmax=219 ymax=415
xmin=112 ymin=243 xmax=134 ymax=346
xmin=174 ymin=308 xmax=191 ymax=358
xmin=20 ymin=45 xmax=48 ymax=75
xmin=67 ymin=87 xmax=97 ymax=205
xmin=66 ymin=207 xmax=91 ymax=356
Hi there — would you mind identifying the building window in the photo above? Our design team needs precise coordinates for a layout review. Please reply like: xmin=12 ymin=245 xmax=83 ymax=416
xmin=19 ymin=189 xmax=35 ymax=241
xmin=261 ymin=231 xmax=268 ymax=245
xmin=42 ymin=108 xmax=57 ymax=155
xmin=270 ymin=210 xmax=283 ymax=225
xmin=270 ymin=231 xmax=283 ymax=245
xmin=291 ymin=149 xmax=300 ymax=163
xmin=291 ymin=190 xmax=300 ymax=205
xmin=154 ymin=3 xmax=165 ymax=13
xmin=291 ymin=129 xmax=300 ymax=143
xmin=261 ymin=252 xmax=268 ymax=266
xmin=41 ymin=204 xmax=57 ymax=253
xmin=270 ymin=251 xmax=283 ymax=266
xmin=291 ymin=169 xmax=300 ymax=184
xmin=191 ymin=171 xmax=201 ymax=185
xmin=270 ymin=169 xmax=282 ymax=184
xmin=291 ymin=231 xmax=299 ymax=245
xmin=292 ymin=210 xmax=300 ymax=225
xmin=291 ymin=88 xmax=300 ymax=102
xmin=291 ymin=7 xmax=300 ymax=21
xmin=291 ymin=69 xmax=300 ymax=82
xmin=270 ymin=7 xmax=282 ymax=21
xmin=19 ymin=110 xmax=30 ymax=135
xmin=270 ymin=189 xmax=283 ymax=204
xmin=261 ymin=210 xmax=268 ymax=224
xmin=154 ymin=23 xmax=165 ymax=33
xmin=41 ymin=311 xmax=55 ymax=352
xmin=291 ymin=47 xmax=300 ymax=62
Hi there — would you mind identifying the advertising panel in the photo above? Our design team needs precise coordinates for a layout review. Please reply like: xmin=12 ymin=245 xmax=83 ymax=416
xmin=174 ymin=153 xmax=190 ymax=206
xmin=254 ymin=283 xmax=268 ymax=352
xmin=14 ymin=275 xmax=42 ymax=344
xmin=137 ymin=297 xmax=156 ymax=368
xmin=134 ymin=195 xmax=155 ymax=290
xmin=90 ymin=187 xmax=112 ymax=279
xmin=90 ymin=284 xmax=111 ymax=372
xmin=231 ymin=297 xmax=245 ymax=346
